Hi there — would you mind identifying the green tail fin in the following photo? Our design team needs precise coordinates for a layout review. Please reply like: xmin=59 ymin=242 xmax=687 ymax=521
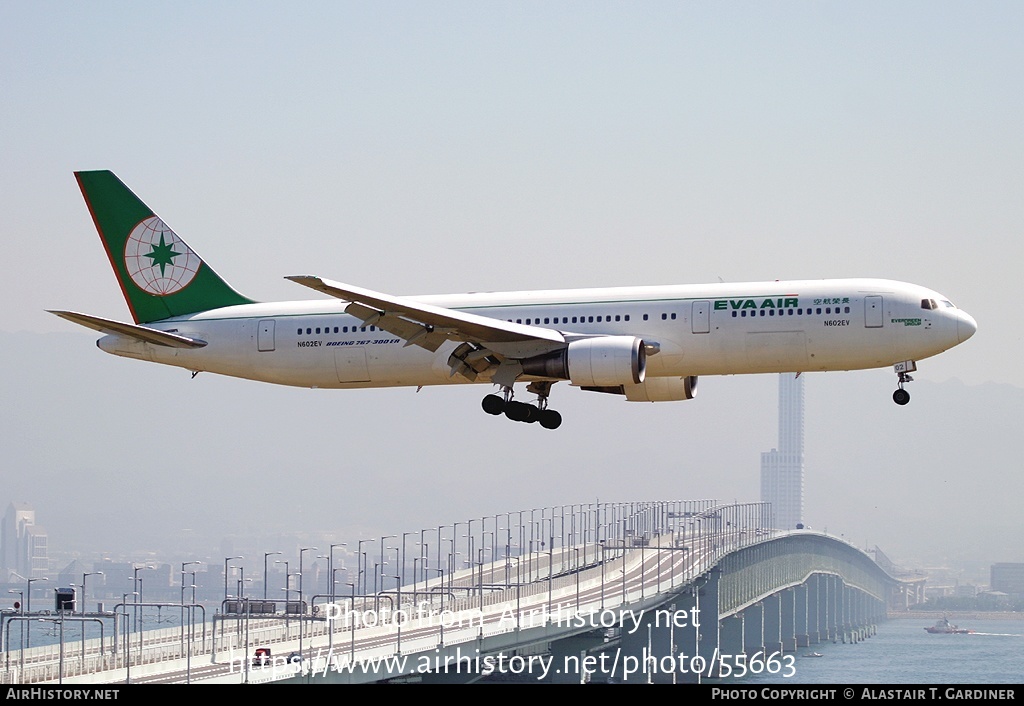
xmin=75 ymin=170 xmax=255 ymax=324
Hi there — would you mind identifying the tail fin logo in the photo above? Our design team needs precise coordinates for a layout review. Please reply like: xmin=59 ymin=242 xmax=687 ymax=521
xmin=124 ymin=216 xmax=202 ymax=295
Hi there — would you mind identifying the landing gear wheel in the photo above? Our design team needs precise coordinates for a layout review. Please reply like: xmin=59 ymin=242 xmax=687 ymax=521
xmin=539 ymin=409 xmax=562 ymax=430
xmin=482 ymin=394 xmax=505 ymax=415
xmin=893 ymin=389 xmax=910 ymax=406
xmin=504 ymin=401 xmax=531 ymax=422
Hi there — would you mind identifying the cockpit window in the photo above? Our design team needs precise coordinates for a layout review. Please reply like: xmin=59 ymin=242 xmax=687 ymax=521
xmin=921 ymin=299 xmax=938 ymax=310
xmin=941 ymin=300 xmax=955 ymax=308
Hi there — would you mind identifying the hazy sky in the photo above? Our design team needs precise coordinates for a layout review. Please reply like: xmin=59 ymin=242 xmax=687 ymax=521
xmin=2 ymin=3 xmax=1022 ymax=569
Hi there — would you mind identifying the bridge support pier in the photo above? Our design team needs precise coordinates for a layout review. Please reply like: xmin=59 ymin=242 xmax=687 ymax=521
xmin=742 ymin=602 xmax=763 ymax=658
xmin=780 ymin=588 xmax=797 ymax=653
xmin=795 ymin=581 xmax=810 ymax=647
xmin=720 ymin=615 xmax=743 ymax=661
xmin=762 ymin=593 xmax=782 ymax=656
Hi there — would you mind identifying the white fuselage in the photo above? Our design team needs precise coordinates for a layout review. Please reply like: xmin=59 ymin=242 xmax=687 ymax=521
xmin=97 ymin=278 xmax=976 ymax=394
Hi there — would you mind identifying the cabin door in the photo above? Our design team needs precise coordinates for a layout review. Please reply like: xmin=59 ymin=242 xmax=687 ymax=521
xmin=257 ymin=319 xmax=276 ymax=351
xmin=864 ymin=296 xmax=884 ymax=328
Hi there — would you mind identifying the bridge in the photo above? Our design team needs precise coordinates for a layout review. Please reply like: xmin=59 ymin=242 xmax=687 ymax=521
xmin=1 ymin=501 xmax=898 ymax=684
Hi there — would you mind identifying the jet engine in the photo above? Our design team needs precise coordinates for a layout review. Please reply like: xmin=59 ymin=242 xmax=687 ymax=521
xmin=579 ymin=375 xmax=698 ymax=401
xmin=520 ymin=336 xmax=646 ymax=387
xmin=623 ymin=375 xmax=698 ymax=401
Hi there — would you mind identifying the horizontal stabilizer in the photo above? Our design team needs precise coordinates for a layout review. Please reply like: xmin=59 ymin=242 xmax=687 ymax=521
xmin=48 ymin=311 xmax=207 ymax=348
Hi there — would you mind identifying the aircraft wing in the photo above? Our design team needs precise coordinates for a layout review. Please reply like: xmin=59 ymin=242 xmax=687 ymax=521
xmin=285 ymin=276 xmax=567 ymax=363
xmin=48 ymin=311 xmax=208 ymax=348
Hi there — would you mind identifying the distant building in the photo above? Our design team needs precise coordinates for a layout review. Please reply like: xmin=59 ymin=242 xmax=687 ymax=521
xmin=1 ymin=502 xmax=48 ymax=580
xmin=760 ymin=374 xmax=805 ymax=530
xmin=990 ymin=563 xmax=1024 ymax=596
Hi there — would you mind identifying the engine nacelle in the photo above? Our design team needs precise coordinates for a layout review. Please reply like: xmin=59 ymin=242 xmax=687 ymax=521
xmin=623 ymin=375 xmax=698 ymax=402
xmin=521 ymin=336 xmax=646 ymax=387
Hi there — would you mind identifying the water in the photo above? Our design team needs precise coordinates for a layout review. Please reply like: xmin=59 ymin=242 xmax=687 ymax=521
xmin=7 ymin=614 xmax=1021 ymax=684
xmin=735 ymin=618 xmax=1023 ymax=684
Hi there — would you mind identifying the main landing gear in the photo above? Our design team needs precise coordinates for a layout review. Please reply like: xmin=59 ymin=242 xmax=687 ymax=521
xmin=482 ymin=382 xmax=562 ymax=429
xmin=892 ymin=360 xmax=917 ymax=406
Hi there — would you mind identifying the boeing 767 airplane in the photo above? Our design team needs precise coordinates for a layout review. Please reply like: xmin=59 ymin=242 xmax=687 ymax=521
xmin=51 ymin=171 xmax=977 ymax=429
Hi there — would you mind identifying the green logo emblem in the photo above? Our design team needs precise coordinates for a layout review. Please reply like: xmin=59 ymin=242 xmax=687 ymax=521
xmin=123 ymin=217 xmax=201 ymax=295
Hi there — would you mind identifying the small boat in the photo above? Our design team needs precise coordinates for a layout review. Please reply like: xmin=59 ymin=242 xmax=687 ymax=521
xmin=803 ymin=651 xmax=824 ymax=658
xmin=924 ymin=617 xmax=973 ymax=634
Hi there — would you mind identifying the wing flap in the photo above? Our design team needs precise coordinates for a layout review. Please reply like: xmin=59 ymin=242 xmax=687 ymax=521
xmin=345 ymin=302 xmax=451 ymax=352
xmin=286 ymin=275 xmax=566 ymax=358
xmin=48 ymin=311 xmax=208 ymax=348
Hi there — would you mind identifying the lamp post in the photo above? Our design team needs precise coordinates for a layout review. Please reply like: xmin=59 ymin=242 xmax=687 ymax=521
xmin=8 ymin=589 xmax=24 ymax=658
xmin=180 ymin=561 xmax=201 ymax=652
xmin=185 ymin=583 xmax=196 ymax=684
xmin=299 ymin=547 xmax=317 ymax=610
xmin=357 ymin=539 xmax=372 ymax=596
xmin=378 ymin=536 xmax=396 ymax=595
xmin=346 ymin=582 xmax=356 ymax=663
xmin=80 ymin=572 xmax=102 ymax=669
xmin=402 ymin=532 xmax=414 ymax=588
xmin=224 ymin=556 xmax=243 ymax=603
xmin=574 ymin=548 xmax=580 ymax=610
xmin=121 ymin=591 xmax=138 ymax=684
xmin=329 ymin=544 xmax=346 ymax=604
xmin=263 ymin=552 xmax=281 ymax=600
xmin=509 ymin=557 xmax=522 ymax=633
xmin=299 ymin=547 xmax=317 ymax=665
xmin=81 ymin=572 xmax=102 ymax=614
xmin=25 ymin=576 xmax=47 ymax=648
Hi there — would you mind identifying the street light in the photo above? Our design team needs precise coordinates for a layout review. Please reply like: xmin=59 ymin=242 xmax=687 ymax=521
xmin=180 ymin=561 xmax=201 ymax=654
xmin=7 ymin=589 xmax=24 ymax=660
xmin=263 ymin=552 xmax=281 ymax=600
xmin=299 ymin=547 xmax=318 ymax=609
xmin=25 ymin=576 xmax=47 ymax=647
xmin=80 ymin=571 xmax=102 ymax=670
xmin=329 ymin=544 xmax=346 ymax=603
xmin=378 ymin=536 xmax=396 ymax=594
xmin=81 ymin=572 xmax=103 ymax=614
xmin=121 ymin=591 xmax=138 ymax=684
xmin=224 ymin=556 xmax=243 ymax=603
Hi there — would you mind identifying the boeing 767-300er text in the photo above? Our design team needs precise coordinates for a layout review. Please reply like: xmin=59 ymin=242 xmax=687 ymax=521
xmin=51 ymin=171 xmax=977 ymax=430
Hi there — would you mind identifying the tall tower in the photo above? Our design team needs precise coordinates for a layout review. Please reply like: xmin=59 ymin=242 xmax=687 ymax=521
xmin=760 ymin=374 xmax=805 ymax=530
xmin=2 ymin=502 xmax=46 ymax=580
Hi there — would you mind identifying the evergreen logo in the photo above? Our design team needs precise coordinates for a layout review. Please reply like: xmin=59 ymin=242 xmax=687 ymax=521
xmin=123 ymin=216 xmax=201 ymax=295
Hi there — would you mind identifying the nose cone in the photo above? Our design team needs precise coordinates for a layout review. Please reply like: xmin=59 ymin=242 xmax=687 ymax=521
xmin=957 ymin=310 xmax=978 ymax=343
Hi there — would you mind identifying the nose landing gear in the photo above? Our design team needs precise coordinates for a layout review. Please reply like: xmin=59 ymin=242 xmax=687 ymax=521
xmin=481 ymin=382 xmax=562 ymax=429
xmin=892 ymin=360 xmax=917 ymax=405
